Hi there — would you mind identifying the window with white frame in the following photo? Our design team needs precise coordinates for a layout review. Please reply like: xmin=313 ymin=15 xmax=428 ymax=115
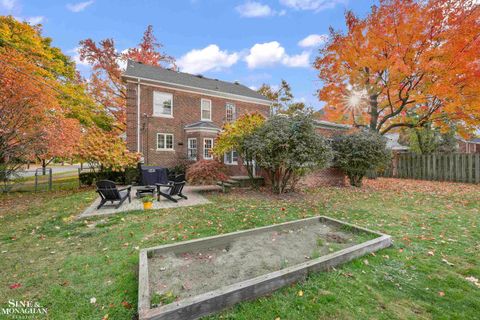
xmin=203 ymin=138 xmax=213 ymax=159
xmin=224 ymin=150 xmax=238 ymax=165
xmin=187 ymin=138 xmax=197 ymax=161
xmin=153 ymin=91 xmax=173 ymax=117
xmin=157 ymin=133 xmax=174 ymax=150
xmin=201 ymin=99 xmax=212 ymax=121
xmin=225 ymin=103 xmax=235 ymax=122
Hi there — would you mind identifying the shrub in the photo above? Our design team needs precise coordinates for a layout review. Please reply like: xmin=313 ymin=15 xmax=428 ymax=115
xmin=332 ymin=130 xmax=391 ymax=187
xmin=244 ymin=113 xmax=332 ymax=193
xmin=167 ymin=157 xmax=190 ymax=180
xmin=79 ymin=167 xmax=139 ymax=186
xmin=186 ymin=160 xmax=228 ymax=185
xmin=79 ymin=171 xmax=96 ymax=186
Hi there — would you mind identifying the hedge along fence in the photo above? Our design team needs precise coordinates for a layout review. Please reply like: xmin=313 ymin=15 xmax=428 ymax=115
xmin=378 ymin=153 xmax=480 ymax=184
xmin=78 ymin=167 xmax=140 ymax=186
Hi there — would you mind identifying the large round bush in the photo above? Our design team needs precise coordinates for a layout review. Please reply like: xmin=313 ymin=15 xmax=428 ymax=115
xmin=332 ymin=130 xmax=390 ymax=187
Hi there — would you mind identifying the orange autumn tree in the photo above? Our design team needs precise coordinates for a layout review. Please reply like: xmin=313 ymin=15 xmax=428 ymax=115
xmin=315 ymin=0 xmax=480 ymax=136
xmin=79 ymin=25 xmax=176 ymax=131
xmin=77 ymin=128 xmax=140 ymax=172
xmin=0 ymin=48 xmax=55 ymax=167
xmin=34 ymin=117 xmax=82 ymax=173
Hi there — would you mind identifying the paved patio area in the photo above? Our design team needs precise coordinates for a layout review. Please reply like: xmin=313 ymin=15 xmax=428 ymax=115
xmin=78 ymin=185 xmax=221 ymax=218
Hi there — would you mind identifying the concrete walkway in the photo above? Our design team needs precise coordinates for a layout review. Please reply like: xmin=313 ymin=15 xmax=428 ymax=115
xmin=78 ymin=185 xmax=221 ymax=218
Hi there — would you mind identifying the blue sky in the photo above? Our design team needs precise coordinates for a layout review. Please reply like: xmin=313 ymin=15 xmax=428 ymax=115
xmin=1 ymin=0 xmax=376 ymax=110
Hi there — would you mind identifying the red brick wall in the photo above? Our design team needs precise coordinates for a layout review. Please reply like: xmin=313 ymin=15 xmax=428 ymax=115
xmin=126 ymin=81 xmax=270 ymax=172
xmin=298 ymin=167 xmax=346 ymax=187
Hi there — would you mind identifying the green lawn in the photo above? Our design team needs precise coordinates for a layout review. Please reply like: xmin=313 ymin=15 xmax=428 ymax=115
xmin=0 ymin=178 xmax=479 ymax=319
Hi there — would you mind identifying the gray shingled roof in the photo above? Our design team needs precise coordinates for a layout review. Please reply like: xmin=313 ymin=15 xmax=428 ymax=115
xmin=184 ymin=121 xmax=221 ymax=130
xmin=123 ymin=60 xmax=270 ymax=102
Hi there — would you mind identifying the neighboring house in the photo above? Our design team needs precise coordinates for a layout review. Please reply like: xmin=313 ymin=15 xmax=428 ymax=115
xmin=456 ymin=137 xmax=480 ymax=154
xmin=122 ymin=60 xmax=271 ymax=176
xmin=384 ymin=133 xmax=409 ymax=152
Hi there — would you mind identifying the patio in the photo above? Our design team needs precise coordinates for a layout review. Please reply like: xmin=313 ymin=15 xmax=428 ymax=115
xmin=78 ymin=185 xmax=221 ymax=218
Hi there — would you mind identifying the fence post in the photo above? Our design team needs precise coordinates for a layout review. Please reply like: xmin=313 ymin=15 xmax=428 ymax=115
xmin=48 ymin=168 xmax=52 ymax=191
xmin=475 ymin=154 xmax=480 ymax=184
xmin=34 ymin=171 xmax=38 ymax=193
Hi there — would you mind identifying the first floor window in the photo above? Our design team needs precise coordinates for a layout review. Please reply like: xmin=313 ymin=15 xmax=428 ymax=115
xmin=224 ymin=150 xmax=238 ymax=165
xmin=203 ymin=138 xmax=213 ymax=160
xmin=188 ymin=138 xmax=197 ymax=160
xmin=157 ymin=133 xmax=174 ymax=150
xmin=153 ymin=91 xmax=173 ymax=117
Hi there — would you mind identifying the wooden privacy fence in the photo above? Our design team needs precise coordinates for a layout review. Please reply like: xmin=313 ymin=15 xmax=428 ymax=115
xmin=379 ymin=153 xmax=480 ymax=184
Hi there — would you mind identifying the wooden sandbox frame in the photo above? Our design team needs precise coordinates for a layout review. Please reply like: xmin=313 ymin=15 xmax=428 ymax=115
xmin=138 ymin=216 xmax=392 ymax=320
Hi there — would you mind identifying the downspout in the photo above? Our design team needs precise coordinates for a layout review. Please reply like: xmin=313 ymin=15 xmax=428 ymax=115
xmin=137 ymin=79 xmax=141 ymax=153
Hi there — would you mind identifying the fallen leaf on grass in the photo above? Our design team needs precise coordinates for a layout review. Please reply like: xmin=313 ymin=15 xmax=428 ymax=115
xmin=427 ymin=251 xmax=435 ymax=256
xmin=121 ymin=301 xmax=132 ymax=309
xmin=438 ymin=291 xmax=445 ymax=297
xmin=442 ymin=258 xmax=454 ymax=266
xmin=465 ymin=276 xmax=480 ymax=288
xmin=9 ymin=283 xmax=21 ymax=289
xmin=102 ymin=314 xmax=109 ymax=320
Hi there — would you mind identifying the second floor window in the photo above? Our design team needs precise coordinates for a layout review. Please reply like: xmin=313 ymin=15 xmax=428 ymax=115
xmin=201 ymin=99 xmax=212 ymax=121
xmin=187 ymin=138 xmax=197 ymax=161
xmin=203 ymin=138 xmax=213 ymax=160
xmin=157 ymin=133 xmax=174 ymax=150
xmin=225 ymin=103 xmax=235 ymax=122
xmin=153 ymin=92 xmax=173 ymax=117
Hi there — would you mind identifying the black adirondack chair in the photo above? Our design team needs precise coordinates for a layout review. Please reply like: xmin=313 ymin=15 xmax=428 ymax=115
xmin=156 ymin=174 xmax=187 ymax=203
xmin=96 ymin=180 xmax=132 ymax=209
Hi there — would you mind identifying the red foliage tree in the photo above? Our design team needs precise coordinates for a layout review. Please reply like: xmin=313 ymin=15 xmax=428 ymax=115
xmin=79 ymin=25 xmax=176 ymax=131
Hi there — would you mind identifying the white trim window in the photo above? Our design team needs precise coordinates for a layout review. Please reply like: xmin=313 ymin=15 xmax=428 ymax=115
xmin=224 ymin=150 xmax=238 ymax=165
xmin=153 ymin=91 xmax=173 ymax=117
xmin=203 ymin=138 xmax=214 ymax=160
xmin=201 ymin=99 xmax=212 ymax=121
xmin=187 ymin=138 xmax=197 ymax=161
xmin=157 ymin=133 xmax=174 ymax=151
xmin=225 ymin=103 xmax=235 ymax=122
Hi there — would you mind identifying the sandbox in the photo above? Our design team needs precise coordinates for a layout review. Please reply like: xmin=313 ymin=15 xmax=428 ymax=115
xmin=138 ymin=216 xmax=392 ymax=320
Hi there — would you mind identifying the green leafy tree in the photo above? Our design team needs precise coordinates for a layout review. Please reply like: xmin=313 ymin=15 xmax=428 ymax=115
xmin=400 ymin=124 xmax=458 ymax=154
xmin=332 ymin=130 xmax=390 ymax=187
xmin=245 ymin=113 xmax=332 ymax=194
xmin=213 ymin=113 xmax=265 ymax=184
xmin=257 ymin=80 xmax=307 ymax=115
xmin=0 ymin=16 xmax=110 ymax=129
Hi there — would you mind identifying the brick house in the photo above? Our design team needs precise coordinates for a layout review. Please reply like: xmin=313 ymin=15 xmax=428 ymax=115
xmin=122 ymin=60 xmax=350 ymax=186
xmin=122 ymin=60 xmax=271 ymax=176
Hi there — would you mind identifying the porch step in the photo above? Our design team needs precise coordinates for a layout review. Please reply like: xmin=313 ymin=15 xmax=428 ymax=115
xmin=216 ymin=181 xmax=234 ymax=193
xmin=226 ymin=179 xmax=241 ymax=186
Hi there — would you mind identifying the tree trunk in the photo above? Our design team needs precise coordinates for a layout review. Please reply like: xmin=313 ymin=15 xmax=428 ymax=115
xmin=42 ymin=159 xmax=46 ymax=175
xmin=369 ymin=94 xmax=379 ymax=132
xmin=348 ymin=174 xmax=363 ymax=187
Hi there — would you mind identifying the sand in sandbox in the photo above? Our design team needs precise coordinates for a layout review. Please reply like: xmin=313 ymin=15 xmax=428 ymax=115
xmin=148 ymin=223 xmax=365 ymax=304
